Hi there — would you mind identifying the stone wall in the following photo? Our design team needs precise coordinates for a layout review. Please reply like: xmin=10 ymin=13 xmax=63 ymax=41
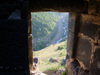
xmin=67 ymin=11 xmax=100 ymax=75
xmin=0 ymin=0 xmax=100 ymax=75
xmin=78 ymin=14 xmax=100 ymax=75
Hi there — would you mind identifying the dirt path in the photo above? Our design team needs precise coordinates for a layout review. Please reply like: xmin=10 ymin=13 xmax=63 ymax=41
xmin=50 ymin=18 xmax=63 ymax=44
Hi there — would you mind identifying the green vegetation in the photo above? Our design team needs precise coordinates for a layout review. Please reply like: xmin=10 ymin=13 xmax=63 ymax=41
xmin=31 ymin=12 xmax=69 ymax=75
xmin=57 ymin=44 xmax=66 ymax=50
xmin=47 ymin=66 xmax=65 ymax=72
xmin=47 ymin=66 xmax=60 ymax=72
xmin=61 ymin=71 xmax=67 ymax=75
xmin=31 ymin=12 xmax=59 ymax=50
xmin=33 ymin=41 xmax=67 ymax=72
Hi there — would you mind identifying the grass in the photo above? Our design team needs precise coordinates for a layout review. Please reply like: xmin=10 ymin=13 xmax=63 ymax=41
xmin=33 ymin=40 xmax=67 ymax=72
xmin=61 ymin=71 xmax=67 ymax=75
xmin=47 ymin=65 xmax=66 ymax=72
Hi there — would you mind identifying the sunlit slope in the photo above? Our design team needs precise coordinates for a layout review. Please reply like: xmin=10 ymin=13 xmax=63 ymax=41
xmin=33 ymin=41 xmax=67 ymax=72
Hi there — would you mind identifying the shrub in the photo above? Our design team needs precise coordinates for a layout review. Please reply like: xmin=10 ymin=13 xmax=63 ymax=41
xmin=57 ymin=45 xmax=65 ymax=50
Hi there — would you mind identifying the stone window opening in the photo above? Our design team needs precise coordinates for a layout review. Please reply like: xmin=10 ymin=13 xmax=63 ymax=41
xmin=28 ymin=11 xmax=69 ymax=75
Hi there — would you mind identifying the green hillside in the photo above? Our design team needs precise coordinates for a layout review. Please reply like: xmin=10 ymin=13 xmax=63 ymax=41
xmin=33 ymin=40 xmax=67 ymax=72
xmin=31 ymin=12 xmax=59 ymax=38
xmin=31 ymin=12 xmax=59 ymax=50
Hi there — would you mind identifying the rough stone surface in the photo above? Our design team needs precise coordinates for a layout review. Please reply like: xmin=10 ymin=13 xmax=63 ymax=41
xmin=67 ymin=10 xmax=100 ymax=75
xmin=0 ymin=0 xmax=100 ymax=75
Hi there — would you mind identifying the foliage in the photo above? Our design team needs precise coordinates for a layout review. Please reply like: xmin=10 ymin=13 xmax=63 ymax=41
xmin=57 ymin=46 xmax=64 ymax=50
xmin=33 ymin=39 xmax=47 ymax=50
xmin=57 ymin=44 xmax=66 ymax=50
xmin=31 ymin=12 xmax=58 ymax=38
xmin=31 ymin=12 xmax=59 ymax=50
